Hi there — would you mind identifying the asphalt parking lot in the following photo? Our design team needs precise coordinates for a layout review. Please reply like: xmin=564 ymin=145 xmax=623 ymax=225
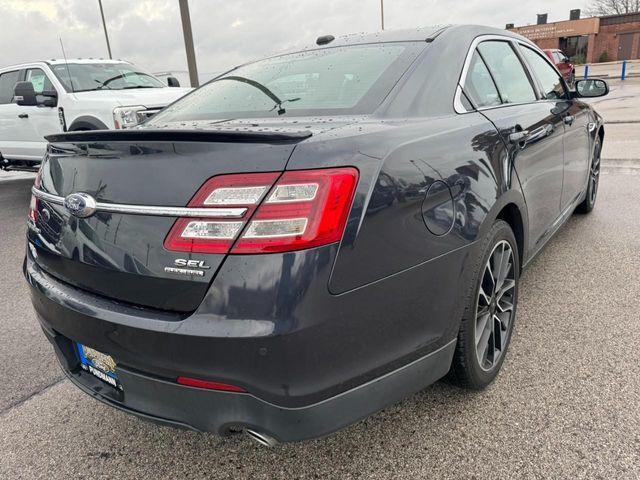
xmin=1 ymin=82 xmax=639 ymax=479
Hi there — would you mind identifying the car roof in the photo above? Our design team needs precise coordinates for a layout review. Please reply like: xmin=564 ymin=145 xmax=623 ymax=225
xmin=309 ymin=25 xmax=450 ymax=47
xmin=1 ymin=58 xmax=132 ymax=71
xmin=305 ymin=24 xmax=533 ymax=48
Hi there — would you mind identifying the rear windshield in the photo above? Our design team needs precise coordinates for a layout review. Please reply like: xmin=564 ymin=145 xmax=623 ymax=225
xmin=147 ymin=42 xmax=423 ymax=122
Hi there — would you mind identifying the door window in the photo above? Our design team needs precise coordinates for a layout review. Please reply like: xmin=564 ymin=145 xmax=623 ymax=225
xmin=0 ymin=70 xmax=20 ymax=104
xmin=520 ymin=46 xmax=567 ymax=100
xmin=477 ymin=41 xmax=537 ymax=104
xmin=25 ymin=68 xmax=55 ymax=94
xmin=464 ymin=51 xmax=501 ymax=107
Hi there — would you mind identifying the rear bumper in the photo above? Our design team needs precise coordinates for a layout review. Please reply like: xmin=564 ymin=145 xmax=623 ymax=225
xmin=25 ymin=239 xmax=468 ymax=441
xmin=41 ymin=318 xmax=454 ymax=442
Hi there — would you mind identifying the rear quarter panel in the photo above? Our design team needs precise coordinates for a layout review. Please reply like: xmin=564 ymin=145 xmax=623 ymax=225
xmin=286 ymin=113 xmax=523 ymax=294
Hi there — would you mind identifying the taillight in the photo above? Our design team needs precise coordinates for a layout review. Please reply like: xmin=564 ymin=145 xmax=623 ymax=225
xmin=232 ymin=168 xmax=358 ymax=253
xmin=164 ymin=172 xmax=279 ymax=254
xmin=28 ymin=195 xmax=39 ymax=223
xmin=28 ymin=169 xmax=42 ymax=223
xmin=164 ymin=167 xmax=358 ymax=255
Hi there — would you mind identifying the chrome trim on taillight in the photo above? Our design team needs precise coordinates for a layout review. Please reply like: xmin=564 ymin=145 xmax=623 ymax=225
xmin=31 ymin=187 xmax=247 ymax=218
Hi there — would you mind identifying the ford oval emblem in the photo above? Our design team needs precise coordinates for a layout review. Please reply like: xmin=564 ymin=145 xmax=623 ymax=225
xmin=64 ymin=193 xmax=97 ymax=218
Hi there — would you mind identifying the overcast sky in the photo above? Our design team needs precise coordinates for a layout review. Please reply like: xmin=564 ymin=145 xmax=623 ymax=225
xmin=0 ymin=0 xmax=589 ymax=80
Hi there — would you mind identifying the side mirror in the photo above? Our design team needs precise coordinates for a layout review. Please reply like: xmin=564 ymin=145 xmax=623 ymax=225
xmin=574 ymin=78 xmax=609 ymax=98
xmin=167 ymin=76 xmax=180 ymax=87
xmin=14 ymin=81 xmax=37 ymax=106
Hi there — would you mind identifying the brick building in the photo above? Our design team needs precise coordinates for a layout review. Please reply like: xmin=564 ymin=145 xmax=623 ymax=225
xmin=509 ymin=11 xmax=640 ymax=63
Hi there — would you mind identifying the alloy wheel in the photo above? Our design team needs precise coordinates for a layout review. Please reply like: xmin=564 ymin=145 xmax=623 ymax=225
xmin=475 ymin=240 xmax=516 ymax=372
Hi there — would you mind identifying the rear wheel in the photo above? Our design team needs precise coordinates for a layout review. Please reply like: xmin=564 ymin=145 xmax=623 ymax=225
xmin=449 ymin=220 xmax=519 ymax=389
xmin=576 ymin=136 xmax=601 ymax=214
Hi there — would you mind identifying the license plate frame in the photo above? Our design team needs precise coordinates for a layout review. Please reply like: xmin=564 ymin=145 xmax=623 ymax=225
xmin=76 ymin=342 xmax=122 ymax=390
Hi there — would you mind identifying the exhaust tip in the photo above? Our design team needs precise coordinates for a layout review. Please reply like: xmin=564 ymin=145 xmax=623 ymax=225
xmin=245 ymin=429 xmax=278 ymax=447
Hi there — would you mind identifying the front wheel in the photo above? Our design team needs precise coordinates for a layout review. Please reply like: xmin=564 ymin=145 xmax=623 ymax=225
xmin=448 ymin=220 xmax=519 ymax=389
xmin=576 ymin=136 xmax=601 ymax=214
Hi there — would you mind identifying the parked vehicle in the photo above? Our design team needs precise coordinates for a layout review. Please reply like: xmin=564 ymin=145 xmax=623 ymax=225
xmin=543 ymin=49 xmax=575 ymax=86
xmin=24 ymin=25 xmax=607 ymax=445
xmin=0 ymin=59 xmax=190 ymax=170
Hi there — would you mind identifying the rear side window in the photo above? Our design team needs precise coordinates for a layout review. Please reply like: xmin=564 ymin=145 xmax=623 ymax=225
xmin=520 ymin=46 xmax=566 ymax=100
xmin=477 ymin=41 xmax=536 ymax=104
xmin=0 ymin=70 xmax=20 ymax=104
xmin=464 ymin=51 xmax=501 ymax=107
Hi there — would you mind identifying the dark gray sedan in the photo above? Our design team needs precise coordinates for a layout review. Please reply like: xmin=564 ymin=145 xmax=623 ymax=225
xmin=25 ymin=24 xmax=607 ymax=445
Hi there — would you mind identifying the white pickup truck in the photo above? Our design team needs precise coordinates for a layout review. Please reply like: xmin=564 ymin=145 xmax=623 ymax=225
xmin=0 ymin=59 xmax=191 ymax=170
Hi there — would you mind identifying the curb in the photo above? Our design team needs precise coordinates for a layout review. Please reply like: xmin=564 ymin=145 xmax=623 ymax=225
xmin=0 ymin=172 xmax=36 ymax=183
xmin=601 ymin=158 xmax=640 ymax=175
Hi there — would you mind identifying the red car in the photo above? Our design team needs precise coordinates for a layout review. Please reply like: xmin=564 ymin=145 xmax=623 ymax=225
xmin=543 ymin=49 xmax=575 ymax=86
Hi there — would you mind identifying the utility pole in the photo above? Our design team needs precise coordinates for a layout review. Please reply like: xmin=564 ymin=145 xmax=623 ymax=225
xmin=380 ymin=0 xmax=385 ymax=30
xmin=98 ymin=0 xmax=112 ymax=59
xmin=179 ymin=0 xmax=199 ymax=87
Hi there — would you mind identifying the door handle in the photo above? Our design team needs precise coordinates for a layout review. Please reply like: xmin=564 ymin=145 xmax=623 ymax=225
xmin=564 ymin=115 xmax=574 ymax=126
xmin=18 ymin=113 xmax=29 ymax=119
xmin=508 ymin=130 xmax=530 ymax=144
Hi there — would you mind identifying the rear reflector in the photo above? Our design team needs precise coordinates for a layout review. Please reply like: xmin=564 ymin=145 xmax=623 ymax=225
xmin=176 ymin=376 xmax=247 ymax=393
xmin=164 ymin=167 xmax=358 ymax=255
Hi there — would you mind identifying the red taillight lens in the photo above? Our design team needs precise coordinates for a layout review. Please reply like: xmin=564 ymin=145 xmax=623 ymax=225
xmin=176 ymin=376 xmax=247 ymax=392
xmin=28 ymin=170 xmax=42 ymax=223
xmin=164 ymin=167 xmax=359 ymax=255
xmin=28 ymin=195 xmax=39 ymax=223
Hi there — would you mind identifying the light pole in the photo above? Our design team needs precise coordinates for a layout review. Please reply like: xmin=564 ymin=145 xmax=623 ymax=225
xmin=380 ymin=0 xmax=385 ymax=30
xmin=98 ymin=0 xmax=112 ymax=59
xmin=179 ymin=0 xmax=200 ymax=88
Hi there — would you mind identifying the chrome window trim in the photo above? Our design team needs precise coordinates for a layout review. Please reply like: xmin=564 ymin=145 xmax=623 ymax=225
xmin=31 ymin=187 xmax=247 ymax=218
xmin=453 ymin=34 xmax=542 ymax=114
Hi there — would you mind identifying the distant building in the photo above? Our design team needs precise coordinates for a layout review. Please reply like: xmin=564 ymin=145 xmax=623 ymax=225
xmin=508 ymin=10 xmax=640 ymax=63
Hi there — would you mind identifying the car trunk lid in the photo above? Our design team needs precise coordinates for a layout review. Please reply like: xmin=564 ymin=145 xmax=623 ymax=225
xmin=29 ymin=129 xmax=309 ymax=312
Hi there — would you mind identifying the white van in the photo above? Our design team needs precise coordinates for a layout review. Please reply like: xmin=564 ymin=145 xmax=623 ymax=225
xmin=0 ymin=59 xmax=191 ymax=170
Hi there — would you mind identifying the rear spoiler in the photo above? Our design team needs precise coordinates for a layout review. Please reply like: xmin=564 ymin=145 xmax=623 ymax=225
xmin=45 ymin=128 xmax=313 ymax=144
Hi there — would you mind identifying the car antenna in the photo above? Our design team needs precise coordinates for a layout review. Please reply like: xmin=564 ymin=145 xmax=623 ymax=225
xmin=59 ymin=38 xmax=75 ymax=93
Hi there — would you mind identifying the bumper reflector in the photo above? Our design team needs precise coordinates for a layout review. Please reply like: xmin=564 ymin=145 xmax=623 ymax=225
xmin=176 ymin=376 xmax=247 ymax=393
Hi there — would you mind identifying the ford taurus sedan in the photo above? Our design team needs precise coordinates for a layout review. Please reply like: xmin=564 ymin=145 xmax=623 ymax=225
xmin=24 ymin=25 xmax=608 ymax=445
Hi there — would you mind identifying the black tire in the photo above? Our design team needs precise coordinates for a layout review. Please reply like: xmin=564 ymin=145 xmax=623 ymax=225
xmin=448 ymin=220 xmax=520 ymax=389
xmin=575 ymin=136 xmax=601 ymax=214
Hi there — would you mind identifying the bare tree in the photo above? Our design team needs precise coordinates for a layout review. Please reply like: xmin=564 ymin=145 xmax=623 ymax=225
xmin=587 ymin=0 xmax=640 ymax=15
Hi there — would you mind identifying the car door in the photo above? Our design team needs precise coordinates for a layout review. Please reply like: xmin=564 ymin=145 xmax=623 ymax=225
xmin=16 ymin=67 xmax=61 ymax=159
xmin=518 ymin=45 xmax=590 ymax=211
xmin=0 ymin=69 xmax=27 ymax=160
xmin=462 ymin=39 xmax=565 ymax=252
